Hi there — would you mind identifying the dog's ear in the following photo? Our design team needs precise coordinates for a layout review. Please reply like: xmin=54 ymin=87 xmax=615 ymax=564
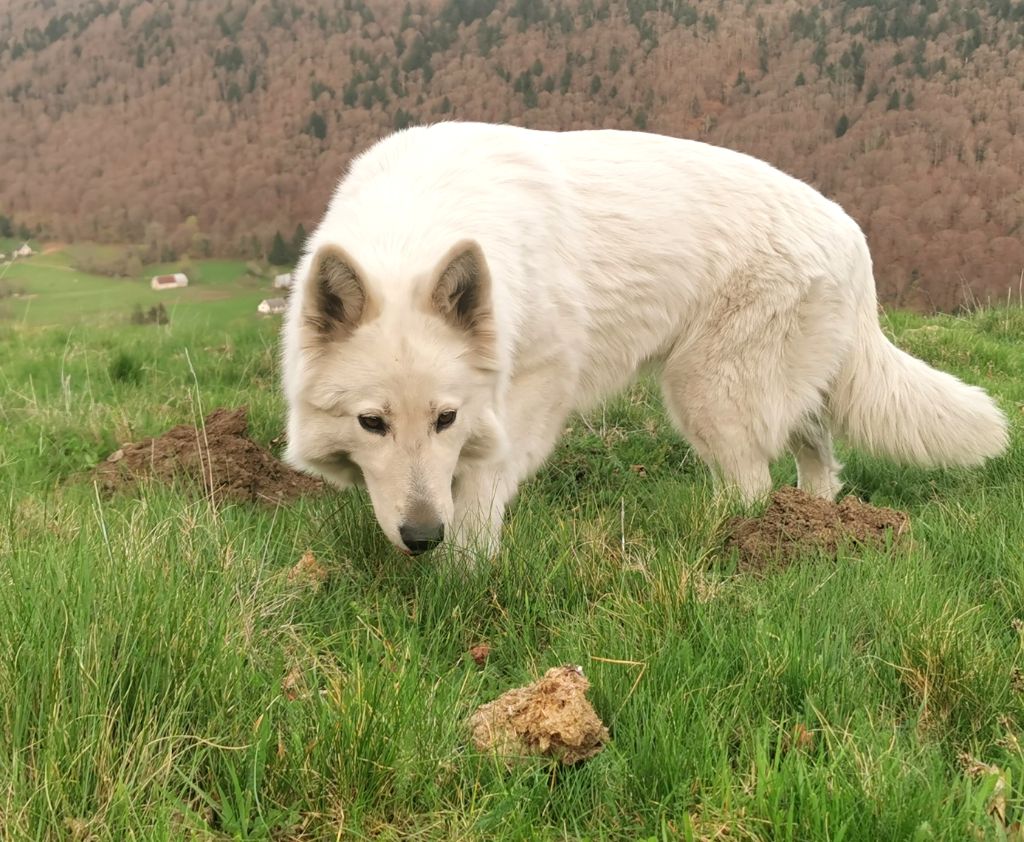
xmin=303 ymin=245 xmax=373 ymax=338
xmin=429 ymin=241 xmax=496 ymax=363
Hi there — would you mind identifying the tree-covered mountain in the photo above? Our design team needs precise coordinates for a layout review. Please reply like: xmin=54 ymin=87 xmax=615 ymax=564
xmin=2 ymin=0 xmax=1023 ymax=309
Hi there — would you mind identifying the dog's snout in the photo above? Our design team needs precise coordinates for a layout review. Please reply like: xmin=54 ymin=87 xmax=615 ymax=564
xmin=399 ymin=521 xmax=444 ymax=555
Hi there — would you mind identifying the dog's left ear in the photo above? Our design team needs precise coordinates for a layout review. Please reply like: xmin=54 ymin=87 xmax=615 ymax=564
xmin=428 ymin=241 xmax=497 ymax=364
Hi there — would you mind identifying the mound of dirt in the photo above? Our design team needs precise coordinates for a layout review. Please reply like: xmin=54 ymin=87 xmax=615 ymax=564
xmin=727 ymin=486 xmax=909 ymax=573
xmin=93 ymin=407 xmax=324 ymax=505
xmin=468 ymin=665 xmax=609 ymax=765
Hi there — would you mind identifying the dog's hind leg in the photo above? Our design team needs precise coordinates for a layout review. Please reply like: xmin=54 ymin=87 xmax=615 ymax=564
xmin=789 ymin=415 xmax=844 ymax=500
xmin=659 ymin=345 xmax=774 ymax=504
xmin=658 ymin=273 xmax=840 ymax=504
xmin=663 ymin=414 xmax=773 ymax=504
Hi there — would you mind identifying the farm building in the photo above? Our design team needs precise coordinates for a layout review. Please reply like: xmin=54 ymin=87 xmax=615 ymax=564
xmin=258 ymin=297 xmax=287 ymax=315
xmin=151 ymin=273 xmax=189 ymax=290
xmin=273 ymin=272 xmax=293 ymax=289
xmin=14 ymin=243 xmax=33 ymax=257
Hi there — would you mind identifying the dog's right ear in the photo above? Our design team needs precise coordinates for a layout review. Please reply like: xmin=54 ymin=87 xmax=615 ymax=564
xmin=302 ymin=245 xmax=374 ymax=339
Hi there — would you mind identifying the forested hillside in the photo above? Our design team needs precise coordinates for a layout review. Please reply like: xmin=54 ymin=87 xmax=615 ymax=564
xmin=2 ymin=0 xmax=1024 ymax=309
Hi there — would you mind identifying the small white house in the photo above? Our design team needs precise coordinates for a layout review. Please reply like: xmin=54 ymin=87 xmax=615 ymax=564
xmin=14 ymin=242 xmax=33 ymax=258
xmin=151 ymin=273 xmax=189 ymax=290
xmin=273 ymin=272 xmax=293 ymax=290
xmin=258 ymin=297 xmax=287 ymax=315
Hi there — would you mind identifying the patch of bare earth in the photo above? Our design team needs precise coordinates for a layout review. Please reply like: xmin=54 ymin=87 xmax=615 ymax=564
xmin=92 ymin=407 xmax=323 ymax=505
xmin=726 ymin=486 xmax=909 ymax=573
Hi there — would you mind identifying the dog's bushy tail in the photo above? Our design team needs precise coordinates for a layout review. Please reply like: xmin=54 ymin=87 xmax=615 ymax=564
xmin=831 ymin=293 xmax=1008 ymax=468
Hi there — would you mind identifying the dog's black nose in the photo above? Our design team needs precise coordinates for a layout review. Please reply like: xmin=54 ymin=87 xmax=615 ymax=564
xmin=399 ymin=522 xmax=444 ymax=555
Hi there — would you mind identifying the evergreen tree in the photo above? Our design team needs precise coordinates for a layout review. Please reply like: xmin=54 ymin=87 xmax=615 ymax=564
xmin=813 ymin=40 xmax=827 ymax=68
xmin=835 ymin=113 xmax=850 ymax=137
xmin=559 ymin=63 xmax=572 ymax=93
xmin=305 ymin=112 xmax=327 ymax=140
xmin=401 ymin=34 xmax=431 ymax=73
xmin=394 ymin=108 xmax=414 ymax=129
xmin=268 ymin=231 xmax=292 ymax=265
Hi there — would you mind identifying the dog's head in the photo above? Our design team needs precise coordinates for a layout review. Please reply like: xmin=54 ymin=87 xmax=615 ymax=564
xmin=284 ymin=239 xmax=504 ymax=556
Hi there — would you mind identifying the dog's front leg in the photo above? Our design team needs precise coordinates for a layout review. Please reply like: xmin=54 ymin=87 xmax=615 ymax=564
xmin=449 ymin=463 xmax=515 ymax=564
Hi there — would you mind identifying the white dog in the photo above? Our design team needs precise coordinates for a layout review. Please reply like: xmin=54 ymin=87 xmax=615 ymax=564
xmin=281 ymin=122 xmax=1007 ymax=558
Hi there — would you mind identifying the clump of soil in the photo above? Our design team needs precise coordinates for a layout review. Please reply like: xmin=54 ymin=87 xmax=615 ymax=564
xmin=93 ymin=407 xmax=323 ymax=505
xmin=727 ymin=486 xmax=909 ymax=573
xmin=468 ymin=665 xmax=609 ymax=765
xmin=468 ymin=643 xmax=491 ymax=667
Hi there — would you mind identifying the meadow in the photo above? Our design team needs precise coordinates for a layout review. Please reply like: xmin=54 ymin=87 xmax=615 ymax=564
xmin=1 ymin=249 xmax=1023 ymax=840
xmin=0 ymin=246 xmax=271 ymax=329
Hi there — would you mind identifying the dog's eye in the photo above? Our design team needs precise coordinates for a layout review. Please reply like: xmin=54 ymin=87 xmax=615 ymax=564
xmin=436 ymin=410 xmax=457 ymax=432
xmin=358 ymin=415 xmax=387 ymax=435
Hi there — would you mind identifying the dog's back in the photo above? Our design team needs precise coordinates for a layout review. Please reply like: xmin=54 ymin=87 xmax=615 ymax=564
xmin=303 ymin=122 xmax=870 ymax=402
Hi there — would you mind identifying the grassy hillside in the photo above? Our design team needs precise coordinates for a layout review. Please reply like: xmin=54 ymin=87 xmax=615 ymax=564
xmin=0 ymin=249 xmax=274 ymax=330
xmin=0 ymin=299 xmax=1022 ymax=839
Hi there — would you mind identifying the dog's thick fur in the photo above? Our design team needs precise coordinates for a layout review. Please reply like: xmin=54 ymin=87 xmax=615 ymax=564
xmin=282 ymin=122 xmax=1008 ymax=557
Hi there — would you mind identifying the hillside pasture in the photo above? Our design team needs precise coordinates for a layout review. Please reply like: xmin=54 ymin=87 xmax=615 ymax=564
xmin=0 ymin=247 xmax=270 ymax=329
xmin=0 ymin=284 xmax=1022 ymax=839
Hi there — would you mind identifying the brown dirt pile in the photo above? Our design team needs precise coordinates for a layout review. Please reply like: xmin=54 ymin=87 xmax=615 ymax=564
xmin=468 ymin=665 xmax=609 ymax=765
xmin=727 ymin=486 xmax=909 ymax=573
xmin=93 ymin=407 xmax=324 ymax=504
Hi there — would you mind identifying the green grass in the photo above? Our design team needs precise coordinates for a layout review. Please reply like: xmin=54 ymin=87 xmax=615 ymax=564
xmin=1 ymin=277 xmax=1023 ymax=839
xmin=0 ymin=248 xmax=270 ymax=330
xmin=0 ymin=237 xmax=35 ymax=255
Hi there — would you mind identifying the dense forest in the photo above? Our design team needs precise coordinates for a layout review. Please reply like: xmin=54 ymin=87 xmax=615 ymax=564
xmin=2 ymin=0 xmax=1024 ymax=310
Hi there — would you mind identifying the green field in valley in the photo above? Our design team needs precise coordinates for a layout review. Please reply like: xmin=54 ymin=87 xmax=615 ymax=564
xmin=1 ymin=247 xmax=1023 ymax=839
xmin=0 ymin=246 xmax=277 ymax=330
